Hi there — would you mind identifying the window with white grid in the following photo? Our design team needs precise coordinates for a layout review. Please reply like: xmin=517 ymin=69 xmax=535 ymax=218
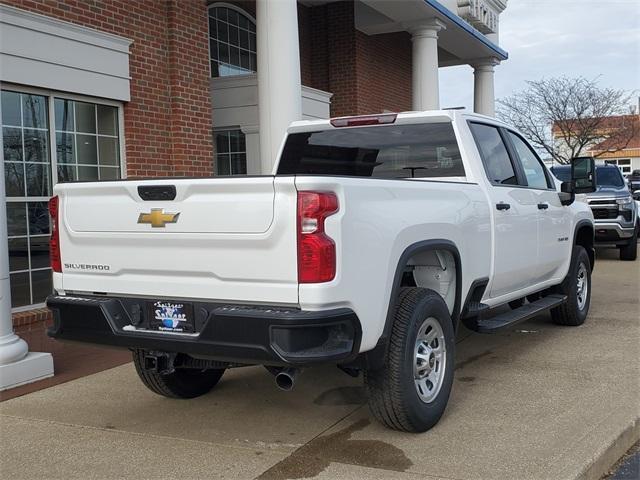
xmin=2 ymin=89 xmax=123 ymax=310
xmin=208 ymin=5 xmax=256 ymax=78
xmin=214 ymin=130 xmax=247 ymax=175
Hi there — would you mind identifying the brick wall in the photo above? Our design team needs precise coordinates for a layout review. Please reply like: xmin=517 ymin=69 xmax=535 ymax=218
xmin=3 ymin=0 xmax=214 ymax=178
xmin=324 ymin=2 xmax=359 ymax=116
xmin=12 ymin=308 xmax=51 ymax=335
xmin=354 ymin=30 xmax=412 ymax=114
xmin=166 ymin=1 xmax=214 ymax=176
xmin=308 ymin=1 xmax=412 ymax=117
xmin=298 ymin=3 xmax=313 ymax=86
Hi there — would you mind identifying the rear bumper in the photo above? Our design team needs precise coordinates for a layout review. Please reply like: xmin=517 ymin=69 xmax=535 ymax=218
xmin=46 ymin=295 xmax=361 ymax=367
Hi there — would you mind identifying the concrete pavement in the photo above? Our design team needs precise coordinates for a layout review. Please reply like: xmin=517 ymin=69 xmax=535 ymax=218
xmin=1 ymin=249 xmax=638 ymax=479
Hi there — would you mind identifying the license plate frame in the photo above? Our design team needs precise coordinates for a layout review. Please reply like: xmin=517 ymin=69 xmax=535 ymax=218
xmin=147 ymin=300 xmax=195 ymax=333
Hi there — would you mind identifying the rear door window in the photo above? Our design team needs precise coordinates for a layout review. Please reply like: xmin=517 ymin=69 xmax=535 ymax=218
xmin=469 ymin=123 xmax=518 ymax=186
xmin=277 ymin=123 xmax=464 ymax=178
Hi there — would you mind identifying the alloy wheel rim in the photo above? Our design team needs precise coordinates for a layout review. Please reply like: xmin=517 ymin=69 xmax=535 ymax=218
xmin=413 ymin=317 xmax=446 ymax=403
xmin=576 ymin=262 xmax=588 ymax=311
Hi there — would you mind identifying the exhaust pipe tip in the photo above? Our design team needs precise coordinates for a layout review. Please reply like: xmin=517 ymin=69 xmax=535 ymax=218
xmin=274 ymin=368 xmax=299 ymax=391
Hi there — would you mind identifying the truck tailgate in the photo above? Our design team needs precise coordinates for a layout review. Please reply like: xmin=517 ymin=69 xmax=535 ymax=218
xmin=56 ymin=177 xmax=299 ymax=305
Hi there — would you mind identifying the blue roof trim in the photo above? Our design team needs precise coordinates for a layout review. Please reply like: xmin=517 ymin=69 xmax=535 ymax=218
xmin=423 ymin=0 xmax=509 ymax=60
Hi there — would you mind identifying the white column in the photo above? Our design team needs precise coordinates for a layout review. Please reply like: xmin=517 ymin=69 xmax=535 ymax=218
xmin=410 ymin=20 xmax=446 ymax=111
xmin=473 ymin=58 xmax=499 ymax=117
xmin=257 ymin=0 xmax=302 ymax=174
xmin=240 ymin=125 xmax=261 ymax=175
xmin=0 ymin=157 xmax=53 ymax=391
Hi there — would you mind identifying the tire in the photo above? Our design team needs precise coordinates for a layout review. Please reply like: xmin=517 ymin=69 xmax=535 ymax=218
xmin=550 ymin=246 xmax=591 ymax=326
xmin=365 ymin=288 xmax=455 ymax=433
xmin=619 ymin=228 xmax=637 ymax=261
xmin=132 ymin=350 xmax=225 ymax=399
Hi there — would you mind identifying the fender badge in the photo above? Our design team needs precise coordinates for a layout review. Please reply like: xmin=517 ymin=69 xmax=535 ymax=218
xmin=138 ymin=209 xmax=180 ymax=228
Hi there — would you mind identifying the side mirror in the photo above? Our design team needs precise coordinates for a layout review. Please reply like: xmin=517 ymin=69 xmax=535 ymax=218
xmin=559 ymin=182 xmax=575 ymax=206
xmin=633 ymin=190 xmax=640 ymax=201
xmin=571 ymin=156 xmax=596 ymax=194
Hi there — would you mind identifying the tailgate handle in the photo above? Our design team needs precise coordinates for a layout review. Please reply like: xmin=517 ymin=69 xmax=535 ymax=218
xmin=138 ymin=185 xmax=176 ymax=201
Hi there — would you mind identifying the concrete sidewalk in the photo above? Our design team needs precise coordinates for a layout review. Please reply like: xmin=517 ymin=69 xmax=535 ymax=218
xmin=1 ymin=249 xmax=638 ymax=479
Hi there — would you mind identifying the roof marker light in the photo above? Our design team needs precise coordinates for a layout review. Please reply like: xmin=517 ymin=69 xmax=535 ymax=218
xmin=330 ymin=113 xmax=397 ymax=128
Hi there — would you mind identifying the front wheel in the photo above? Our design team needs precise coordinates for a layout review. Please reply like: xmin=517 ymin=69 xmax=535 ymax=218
xmin=551 ymin=246 xmax=591 ymax=326
xmin=365 ymin=288 xmax=455 ymax=433
xmin=619 ymin=228 xmax=637 ymax=261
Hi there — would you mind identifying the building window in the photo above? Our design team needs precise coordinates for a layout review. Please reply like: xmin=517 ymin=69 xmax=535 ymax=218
xmin=605 ymin=159 xmax=632 ymax=174
xmin=55 ymin=99 xmax=121 ymax=182
xmin=214 ymin=130 xmax=246 ymax=175
xmin=2 ymin=89 xmax=123 ymax=310
xmin=208 ymin=5 xmax=256 ymax=78
xmin=3 ymin=91 xmax=52 ymax=308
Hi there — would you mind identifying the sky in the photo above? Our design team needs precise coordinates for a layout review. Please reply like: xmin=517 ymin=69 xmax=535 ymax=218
xmin=440 ymin=0 xmax=640 ymax=112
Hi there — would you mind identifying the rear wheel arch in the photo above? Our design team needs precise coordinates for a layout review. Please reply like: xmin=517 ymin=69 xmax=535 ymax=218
xmin=383 ymin=240 xmax=462 ymax=341
xmin=357 ymin=241 xmax=463 ymax=371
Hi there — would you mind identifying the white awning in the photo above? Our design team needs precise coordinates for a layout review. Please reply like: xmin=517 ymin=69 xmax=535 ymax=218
xmin=0 ymin=4 xmax=132 ymax=101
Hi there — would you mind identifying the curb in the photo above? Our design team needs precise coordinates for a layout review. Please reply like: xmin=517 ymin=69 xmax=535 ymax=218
xmin=577 ymin=416 xmax=640 ymax=480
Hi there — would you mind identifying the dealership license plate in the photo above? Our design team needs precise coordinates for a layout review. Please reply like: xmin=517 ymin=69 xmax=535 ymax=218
xmin=148 ymin=300 xmax=195 ymax=333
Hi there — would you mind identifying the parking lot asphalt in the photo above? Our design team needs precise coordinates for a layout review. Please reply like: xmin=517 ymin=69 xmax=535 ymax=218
xmin=1 ymin=249 xmax=638 ymax=480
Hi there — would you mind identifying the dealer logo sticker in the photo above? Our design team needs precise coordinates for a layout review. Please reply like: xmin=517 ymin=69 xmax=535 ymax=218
xmin=153 ymin=302 xmax=188 ymax=331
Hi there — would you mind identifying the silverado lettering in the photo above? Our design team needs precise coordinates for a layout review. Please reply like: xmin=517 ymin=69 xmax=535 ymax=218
xmin=63 ymin=263 xmax=111 ymax=271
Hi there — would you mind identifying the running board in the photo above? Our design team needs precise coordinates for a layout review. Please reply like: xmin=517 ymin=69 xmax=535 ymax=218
xmin=463 ymin=294 xmax=567 ymax=334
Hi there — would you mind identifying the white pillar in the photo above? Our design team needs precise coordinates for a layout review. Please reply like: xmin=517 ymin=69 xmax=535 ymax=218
xmin=0 ymin=157 xmax=53 ymax=391
xmin=257 ymin=0 xmax=302 ymax=174
xmin=240 ymin=125 xmax=261 ymax=175
xmin=473 ymin=58 xmax=499 ymax=117
xmin=410 ymin=20 xmax=446 ymax=111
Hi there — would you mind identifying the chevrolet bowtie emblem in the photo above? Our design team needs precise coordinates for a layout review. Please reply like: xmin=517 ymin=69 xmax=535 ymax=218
xmin=137 ymin=209 xmax=180 ymax=228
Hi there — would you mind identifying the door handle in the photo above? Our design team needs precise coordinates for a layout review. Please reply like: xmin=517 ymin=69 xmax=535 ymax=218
xmin=537 ymin=203 xmax=549 ymax=210
xmin=496 ymin=202 xmax=511 ymax=211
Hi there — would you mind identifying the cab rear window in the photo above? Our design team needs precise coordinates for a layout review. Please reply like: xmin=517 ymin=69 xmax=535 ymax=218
xmin=277 ymin=123 xmax=464 ymax=179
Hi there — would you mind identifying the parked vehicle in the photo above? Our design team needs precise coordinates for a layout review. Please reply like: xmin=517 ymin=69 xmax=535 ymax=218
xmin=627 ymin=169 xmax=640 ymax=192
xmin=46 ymin=111 xmax=596 ymax=432
xmin=552 ymin=163 xmax=637 ymax=261
xmin=633 ymin=190 xmax=640 ymax=231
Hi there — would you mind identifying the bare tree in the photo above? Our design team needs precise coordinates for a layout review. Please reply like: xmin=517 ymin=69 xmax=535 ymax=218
xmin=497 ymin=77 xmax=637 ymax=164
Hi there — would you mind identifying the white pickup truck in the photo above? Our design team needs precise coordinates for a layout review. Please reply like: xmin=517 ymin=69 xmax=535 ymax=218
xmin=46 ymin=111 xmax=596 ymax=432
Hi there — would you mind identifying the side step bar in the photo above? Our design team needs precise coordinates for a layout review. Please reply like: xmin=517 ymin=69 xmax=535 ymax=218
xmin=463 ymin=294 xmax=567 ymax=334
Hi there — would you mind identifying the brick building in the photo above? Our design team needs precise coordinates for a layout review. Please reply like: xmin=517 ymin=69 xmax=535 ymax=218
xmin=0 ymin=0 xmax=508 ymax=387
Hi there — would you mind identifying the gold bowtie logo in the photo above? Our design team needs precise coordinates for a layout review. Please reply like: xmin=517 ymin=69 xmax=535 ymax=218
xmin=138 ymin=209 xmax=180 ymax=228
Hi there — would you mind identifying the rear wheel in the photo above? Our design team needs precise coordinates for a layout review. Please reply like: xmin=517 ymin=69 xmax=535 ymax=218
xmin=132 ymin=350 xmax=225 ymax=399
xmin=619 ymin=229 xmax=637 ymax=261
xmin=365 ymin=288 xmax=455 ymax=432
xmin=551 ymin=246 xmax=591 ymax=326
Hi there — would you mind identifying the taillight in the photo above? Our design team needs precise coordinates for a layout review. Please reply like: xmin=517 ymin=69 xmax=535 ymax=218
xmin=49 ymin=195 xmax=61 ymax=273
xmin=297 ymin=191 xmax=339 ymax=283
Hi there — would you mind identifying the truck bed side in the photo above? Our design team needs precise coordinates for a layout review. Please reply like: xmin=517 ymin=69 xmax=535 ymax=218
xmin=294 ymin=176 xmax=491 ymax=351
